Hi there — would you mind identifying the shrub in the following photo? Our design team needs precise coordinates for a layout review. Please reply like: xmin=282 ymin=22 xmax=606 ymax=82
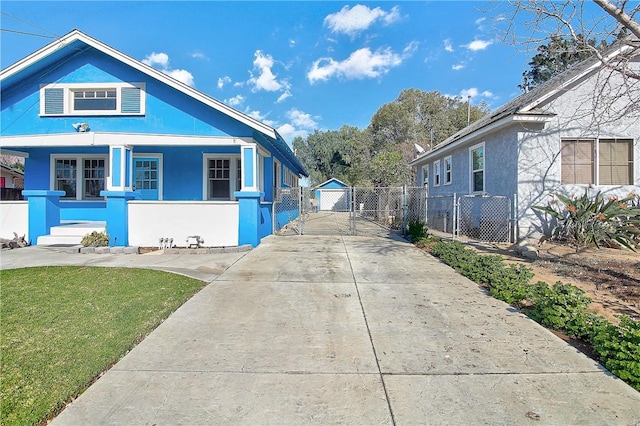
xmin=487 ymin=264 xmax=535 ymax=306
xmin=592 ymin=315 xmax=640 ymax=391
xmin=534 ymin=190 xmax=640 ymax=251
xmin=526 ymin=281 xmax=592 ymax=337
xmin=81 ymin=231 xmax=110 ymax=247
xmin=406 ymin=220 xmax=428 ymax=242
xmin=430 ymin=241 xmax=534 ymax=305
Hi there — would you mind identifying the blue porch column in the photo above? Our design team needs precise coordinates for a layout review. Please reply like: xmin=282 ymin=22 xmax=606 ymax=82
xmin=100 ymin=190 xmax=135 ymax=246
xmin=234 ymin=191 xmax=264 ymax=247
xmin=22 ymin=190 xmax=65 ymax=245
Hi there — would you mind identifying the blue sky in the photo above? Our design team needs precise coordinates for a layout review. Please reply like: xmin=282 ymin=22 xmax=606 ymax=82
xmin=2 ymin=1 xmax=536 ymax=145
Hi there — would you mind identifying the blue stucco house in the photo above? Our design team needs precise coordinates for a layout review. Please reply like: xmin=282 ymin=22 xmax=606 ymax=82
xmin=0 ymin=30 xmax=307 ymax=248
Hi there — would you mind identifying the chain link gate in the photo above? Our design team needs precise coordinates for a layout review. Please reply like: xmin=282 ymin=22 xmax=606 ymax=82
xmin=457 ymin=195 xmax=511 ymax=242
xmin=274 ymin=186 xmax=428 ymax=237
xmin=273 ymin=187 xmax=304 ymax=235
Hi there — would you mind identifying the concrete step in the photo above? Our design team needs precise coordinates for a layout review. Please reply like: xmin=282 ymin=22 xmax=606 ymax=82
xmin=37 ymin=221 xmax=107 ymax=246
xmin=49 ymin=221 xmax=106 ymax=236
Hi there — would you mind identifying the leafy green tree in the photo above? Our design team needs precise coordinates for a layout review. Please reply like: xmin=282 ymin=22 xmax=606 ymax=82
xmin=293 ymin=125 xmax=370 ymax=187
xmin=368 ymin=89 xmax=488 ymax=154
xmin=294 ymin=89 xmax=489 ymax=187
xmin=369 ymin=150 xmax=410 ymax=187
xmin=520 ymin=35 xmax=609 ymax=91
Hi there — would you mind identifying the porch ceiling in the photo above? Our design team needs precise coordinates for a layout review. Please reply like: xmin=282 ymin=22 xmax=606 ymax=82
xmin=0 ymin=132 xmax=254 ymax=148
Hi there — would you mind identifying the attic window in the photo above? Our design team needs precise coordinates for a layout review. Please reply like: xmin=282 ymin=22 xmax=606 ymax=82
xmin=73 ymin=89 xmax=117 ymax=111
xmin=40 ymin=83 xmax=145 ymax=116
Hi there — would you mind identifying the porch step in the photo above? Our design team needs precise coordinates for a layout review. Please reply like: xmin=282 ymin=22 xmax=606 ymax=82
xmin=37 ymin=221 xmax=107 ymax=246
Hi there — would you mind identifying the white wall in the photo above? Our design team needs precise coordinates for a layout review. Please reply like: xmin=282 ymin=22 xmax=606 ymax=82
xmin=0 ymin=201 xmax=29 ymax=241
xmin=128 ymin=201 xmax=239 ymax=247
xmin=516 ymin=63 xmax=640 ymax=240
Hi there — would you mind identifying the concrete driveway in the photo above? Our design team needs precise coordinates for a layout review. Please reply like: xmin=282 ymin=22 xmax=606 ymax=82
xmin=4 ymin=235 xmax=639 ymax=424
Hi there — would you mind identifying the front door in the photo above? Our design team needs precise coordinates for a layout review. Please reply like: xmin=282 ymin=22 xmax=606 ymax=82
xmin=133 ymin=157 xmax=160 ymax=200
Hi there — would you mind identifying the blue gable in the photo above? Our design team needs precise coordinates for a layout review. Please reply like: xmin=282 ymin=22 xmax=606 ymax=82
xmin=314 ymin=178 xmax=349 ymax=190
xmin=2 ymin=48 xmax=252 ymax=139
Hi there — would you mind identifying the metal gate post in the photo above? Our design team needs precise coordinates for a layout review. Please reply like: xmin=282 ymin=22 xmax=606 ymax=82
xmin=298 ymin=187 xmax=305 ymax=235
xmin=350 ymin=187 xmax=356 ymax=235
xmin=402 ymin=185 xmax=408 ymax=235
xmin=272 ymin=194 xmax=276 ymax=235
xmin=453 ymin=192 xmax=458 ymax=240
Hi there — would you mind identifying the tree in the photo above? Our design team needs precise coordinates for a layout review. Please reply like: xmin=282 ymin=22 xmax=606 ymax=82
xmin=520 ymin=35 xmax=609 ymax=91
xmin=292 ymin=125 xmax=370 ymax=187
xmin=368 ymin=89 xmax=488 ymax=154
xmin=293 ymin=89 xmax=490 ymax=188
xmin=367 ymin=89 xmax=488 ymax=185
xmin=493 ymin=1 xmax=640 ymax=119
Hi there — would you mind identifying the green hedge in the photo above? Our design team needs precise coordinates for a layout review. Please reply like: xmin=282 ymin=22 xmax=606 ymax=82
xmin=429 ymin=240 xmax=640 ymax=391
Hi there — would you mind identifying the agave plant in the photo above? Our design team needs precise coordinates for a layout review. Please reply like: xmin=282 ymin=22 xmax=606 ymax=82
xmin=534 ymin=190 xmax=640 ymax=251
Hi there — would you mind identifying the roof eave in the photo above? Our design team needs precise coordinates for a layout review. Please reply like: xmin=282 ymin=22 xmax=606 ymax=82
xmin=409 ymin=114 xmax=553 ymax=166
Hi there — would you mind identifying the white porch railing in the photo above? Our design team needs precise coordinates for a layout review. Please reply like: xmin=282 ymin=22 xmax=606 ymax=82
xmin=0 ymin=201 xmax=29 ymax=241
xmin=128 ymin=201 xmax=239 ymax=248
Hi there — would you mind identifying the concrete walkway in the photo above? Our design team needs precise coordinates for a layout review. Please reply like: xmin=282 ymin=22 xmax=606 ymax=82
xmin=3 ymin=236 xmax=639 ymax=424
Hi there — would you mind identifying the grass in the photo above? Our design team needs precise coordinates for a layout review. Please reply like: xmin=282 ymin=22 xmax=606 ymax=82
xmin=0 ymin=266 xmax=207 ymax=426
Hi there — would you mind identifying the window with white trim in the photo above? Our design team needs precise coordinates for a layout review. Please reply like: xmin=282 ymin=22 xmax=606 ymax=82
xmin=284 ymin=170 xmax=297 ymax=187
xmin=561 ymin=138 xmax=633 ymax=185
xmin=40 ymin=83 xmax=145 ymax=116
xmin=470 ymin=143 xmax=484 ymax=192
xmin=433 ymin=160 xmax=441 ymax=187
xmin=421 ymin=164 xmax=429 ymax=187
xmin=52 ymin=155 xmax=107 ymax=200
xmin=444 ymin=156 xmax=452 ymax=185
xmin=204 ymin=155 xmax=241 ymax=200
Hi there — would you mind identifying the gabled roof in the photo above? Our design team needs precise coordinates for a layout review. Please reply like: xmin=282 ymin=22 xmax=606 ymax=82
xmin=410 ymin=38 xmax=639 ymax=165
xmin=312 ymin=177 xmax=349 ymax=190
xmin=0 ymin=29 xmax=308 ymax=177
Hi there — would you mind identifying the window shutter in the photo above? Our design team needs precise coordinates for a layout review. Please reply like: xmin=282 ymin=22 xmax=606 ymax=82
xmin=44 ymin=88 xmax=64 ymax=114
xmin=121 ymin=86 xmax=141 ymax=113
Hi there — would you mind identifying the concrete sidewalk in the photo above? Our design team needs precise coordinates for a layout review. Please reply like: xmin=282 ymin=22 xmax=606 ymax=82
xmin=5 ymin=236 xmax=639 ymax=424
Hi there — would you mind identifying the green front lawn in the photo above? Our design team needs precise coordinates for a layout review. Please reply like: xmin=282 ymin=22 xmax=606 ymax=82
xmin=1 ymin=266 xmax=207 ymax=425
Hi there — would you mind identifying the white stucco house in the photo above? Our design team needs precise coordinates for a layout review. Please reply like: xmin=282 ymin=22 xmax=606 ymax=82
xmin=411 ymin=40 xmax=640 ymax=242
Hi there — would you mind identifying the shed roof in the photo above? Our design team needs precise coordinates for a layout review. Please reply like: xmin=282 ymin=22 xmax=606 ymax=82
xmin=312 ymin=178 xmax=349 ymax=190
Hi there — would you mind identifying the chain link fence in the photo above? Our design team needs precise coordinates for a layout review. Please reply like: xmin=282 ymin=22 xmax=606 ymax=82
xmin=426 ymin=194 xmax=456 ymax=236
xmin=273 ymin=187 xmax=303 ymax=235
xmin=457 ymin=195 xmax=511 ymax=242
xmin=273 ymin=187 xmax=512 ymax=243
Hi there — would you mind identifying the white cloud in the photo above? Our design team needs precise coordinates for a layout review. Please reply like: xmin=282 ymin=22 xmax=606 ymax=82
xmin=217 ymin=76 xmax=231 ymax=89
xmin=142 ymin=52 xmax=169 ymax=68
xmin=307 ymin=43 xmax=415 ymax=84
xmin=465 ymin=39 xmax=492 ymax=51
xmin=324 ymin=4 xmax=400 ymax=37
xmin=277 ymin=123 xmax=309 ymax=142
xmin=191 ymin=51 xmax=208 ymax=60
xmin=277 ymin=90 xmax=292 ymax=103
xmin=165 ymin=69 xmax=194 ymax=87
xmin=452 ymin=64 xmax=465 ymax=71
xmin=459 ymin=88 xmax=495 ymax=99
xmin=475 ymin=17 xmax=486 ymax=25
xmin=248 ymin=50 xmax=287 ymax=92
xmin=287 ymin=109 xmax=318 ymax=128
xmin=245 ymin=109 xmax=277 ymax=127
xmin=142 ymin=52 xmax=195 ymax=87
xmin=444 ymin=39 xmax=454 ymax=53
xmin=289 ymin=39 xmax=296 ymax=47
xmin=225 ymin=95 xmax=244 ymax=106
